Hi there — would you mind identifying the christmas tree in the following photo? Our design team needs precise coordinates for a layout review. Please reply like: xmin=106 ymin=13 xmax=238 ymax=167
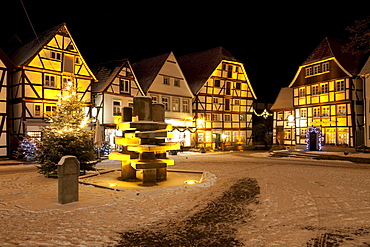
xmin=36 ymin=78 xmax=96 ymax=177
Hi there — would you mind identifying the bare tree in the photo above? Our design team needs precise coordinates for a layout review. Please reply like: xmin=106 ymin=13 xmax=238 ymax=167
xmin=342 ymin=16 xmax=370 ymax=55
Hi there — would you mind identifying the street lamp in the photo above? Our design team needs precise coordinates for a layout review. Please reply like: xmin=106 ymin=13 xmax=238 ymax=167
xmin=221 ymin=133 xmax=226 ymax=151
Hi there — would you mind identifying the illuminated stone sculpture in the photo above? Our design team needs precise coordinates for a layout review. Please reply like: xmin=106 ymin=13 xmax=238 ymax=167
xmin=109 ymin=96 xmax=179 ymax=186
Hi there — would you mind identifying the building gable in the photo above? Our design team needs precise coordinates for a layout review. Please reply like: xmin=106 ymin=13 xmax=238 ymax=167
xmin=289 ymin=37 xmax=362 ymax=88
xmin=9 ymin=23 xmax=96 ymax=81
xmin=147 ymin=52 xmax=193 ymax=98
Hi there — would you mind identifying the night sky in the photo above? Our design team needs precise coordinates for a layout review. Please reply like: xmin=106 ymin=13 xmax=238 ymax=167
xmin=1 ymin=1 xmax=369 ymax=103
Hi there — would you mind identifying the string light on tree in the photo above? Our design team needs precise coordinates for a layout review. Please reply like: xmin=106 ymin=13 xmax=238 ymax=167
xmin=36 ymin=77 xmax=96 ymax=176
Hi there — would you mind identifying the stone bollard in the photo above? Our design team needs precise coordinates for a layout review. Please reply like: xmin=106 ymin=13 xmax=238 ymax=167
xmin=57 ymin=156 xmax=80 ymax=204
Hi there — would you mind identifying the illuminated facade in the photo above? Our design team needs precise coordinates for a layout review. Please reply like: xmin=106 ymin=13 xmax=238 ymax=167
xmin=92 ymin=59 xmax=144 ymax=146
xmin=360 ymin=56 xmax=370 ymax=147
xmin=0 ymin=50 xmax=13 ymax=157
xmin=271 ymin=87 xmax=295 ymax=146
xmin=178 ymin=47 xmax=256 ymax=150
xmin=132 ymin=52 xmax=194 ymax=147
xmin=7 ymin=23 xmax=96 ymax=151
xmin=272 ymin=38 xmax=365 ymax=149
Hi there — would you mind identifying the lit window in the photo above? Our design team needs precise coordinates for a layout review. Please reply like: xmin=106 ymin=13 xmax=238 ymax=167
xmin=312 ymin=85 xmax=319 ymax=95
xmin=233 ymin=132 xmax=239 ymax=142
xmin=322 ymin=106 xmax=330 ymax=117
xmin=321 ymin=83 xmax=328 ymax=94
xmin=212 ymin=114 xmax=218 ymax=121
xmin=162 ymin=97 xmax=169 ymax=111
xmin=313 ymin=107 xmax=320 ymax=117
xmin=113 ymin=101 xmax=121 ymax=116
xmin=322 ymin=62 xmax=329 ymax=72
xmin=337 ymin=105 xmax=346 ymax=116
xmin=313 ymin=65 xmax=321 ymax=74
xmin=300 ymin=109 xmax=307 ymax=118
xmin=172 ymin=98 xmax=180 ymax=112
xmin=299 ymin=87 xmax=305 ymax=97
xmin=277 ymin=112 xmax=283 ymax=120
xmin=213 ymin=98 xmax=219 ymax=104
xmin=182 ymin=100 xmax=189 ymax=113
xmin=234 ymin=99 xmax=240 ymax=105
xmin=34 ymin=104 xmax=41 ymax=116
xmin=45 ymin=105 xmax=57 ymax=116
xmin=224 ymin=114 xmax=231 ymax=121
xmin=45 ymin=75 xmax=56 ymax=88
xmin=336 ymin=80 xmax=345 ymax=91
xmin=306 ymin=67 xmax=313 ymax=76
xmin=284 ymin=129 xmax=291 ymax=139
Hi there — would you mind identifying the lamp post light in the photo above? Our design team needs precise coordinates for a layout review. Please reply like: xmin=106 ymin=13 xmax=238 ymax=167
xmin=287 ymin=114 xmax=295 ymax=126
xmin=221 ymin=133 xmax=226 ymax=151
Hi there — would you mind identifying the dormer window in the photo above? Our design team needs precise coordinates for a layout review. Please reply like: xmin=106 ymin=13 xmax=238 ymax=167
xmin=305 ymin=62 xmax=330 ymax=77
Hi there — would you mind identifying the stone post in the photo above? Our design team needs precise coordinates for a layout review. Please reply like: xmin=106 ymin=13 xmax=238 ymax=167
xmin=57 ymin=156 xmax=80 ymax=204
xmin=151 ymin=103 xmax=165 ymax=122
xmin=133 ymin=97 xmax=152 ymax=121
xmin=123 ymin=107 xmax=133 ymax=122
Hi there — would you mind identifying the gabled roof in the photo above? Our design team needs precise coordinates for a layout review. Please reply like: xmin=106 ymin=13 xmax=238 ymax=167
xmin=8 ymin=23 xmax=65 ymax=67
xmin=7 ymin=23 xmax=97 ymax=80
xmin=289 ymin=37 xmax=365 ymax=88
xmin=303 ymin=37 xmax=363 ymax=75
xmin=131 ymin=52 xmax=170 ymax=93
xmin=270 ymin=87 xmax=293 ymax=111
xmin=359 ymin=56 xmax=370 ymax=76
xmin=92 ymin=59 xmax=144 ymax=94
xmin=0 ymin=49 xmax=15 ymax=70
xmin=92 ymin=59 xmax=128 ymax=92
xmin=177 ymin=47 xmax=239 ymax=94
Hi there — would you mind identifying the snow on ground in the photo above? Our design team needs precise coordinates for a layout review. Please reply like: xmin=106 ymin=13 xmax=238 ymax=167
xmin=0 ymin=152 xmax=369 ymax=246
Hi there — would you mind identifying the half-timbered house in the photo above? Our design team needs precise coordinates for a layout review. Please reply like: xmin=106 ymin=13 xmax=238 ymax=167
xmin=7 ymin=23 xmax=96 ymax=151
xmin=132 ymin=52 xmax=195 ymax=147
xmin=359 ymin=56 xmax=370 ymax=147
xmin=0 ymin=50 xmax=15 ymax=157
xmin=92 ymin=59 xmax=144 ymax=146
xmin=178 ymin=47 xmax=257 ymax=150
xmin=287 ymin=37 xmax=365 ymax=149
xmin=270 ymin=87 xmax=295 ymax=147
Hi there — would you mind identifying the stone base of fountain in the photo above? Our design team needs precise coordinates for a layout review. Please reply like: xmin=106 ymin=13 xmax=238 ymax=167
xmin=79 ymin=169 xmax=205 ymax=192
